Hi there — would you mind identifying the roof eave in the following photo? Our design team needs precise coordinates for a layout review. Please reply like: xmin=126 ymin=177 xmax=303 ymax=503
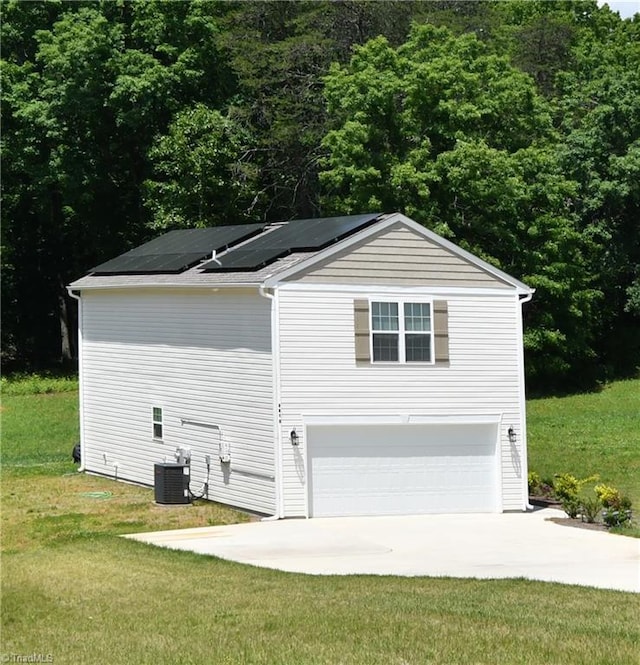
xmin=67 ymin=279 xmax=263 ymax=292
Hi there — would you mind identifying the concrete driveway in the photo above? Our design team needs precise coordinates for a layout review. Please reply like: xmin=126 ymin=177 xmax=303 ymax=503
xmin=124 ymin=507 xmax=639 ymax=592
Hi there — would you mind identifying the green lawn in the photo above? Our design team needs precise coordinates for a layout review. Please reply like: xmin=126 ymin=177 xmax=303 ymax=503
xmin=527 ymin=379 xmax=640 ymax=508
xmin=2 ymin=381 xmax=639 ymax=664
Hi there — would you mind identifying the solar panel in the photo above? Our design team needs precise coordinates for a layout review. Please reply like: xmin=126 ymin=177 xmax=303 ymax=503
xmin=204 ymin=248 xmax=289 ymax=271
xmin=268 ymin=213 xmax=383 ymax=251
xmin=91 ymin=224 xmax=264 ymax=275
xmin=201 ymin=213 xmax=381 ymax=271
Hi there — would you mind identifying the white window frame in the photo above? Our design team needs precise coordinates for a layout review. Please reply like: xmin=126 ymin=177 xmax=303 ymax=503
xmin=370 ymin=299 xmax=434 ymax=364
xmin=152 ymin=406 xmax=164 ymax=440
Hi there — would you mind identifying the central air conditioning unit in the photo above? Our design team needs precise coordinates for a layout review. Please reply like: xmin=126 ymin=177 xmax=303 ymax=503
xmin=154 ymin=462 xmax=191 ymax=505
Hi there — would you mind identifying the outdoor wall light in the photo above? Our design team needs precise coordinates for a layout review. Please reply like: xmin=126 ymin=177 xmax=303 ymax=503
xmin=290 ymin=429 xmax=299 ymax=446
xmin=508 ymin=426 xmax=517 ymax=444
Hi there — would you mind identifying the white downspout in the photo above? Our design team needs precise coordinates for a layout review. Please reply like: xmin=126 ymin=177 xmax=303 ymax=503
xmin=258 ymin=285 xmax=283 ymax=520
xmin=66 ymin=288 xmax=86 ymax=473
xmin=518 ymin=291 xmax=534 ymax=510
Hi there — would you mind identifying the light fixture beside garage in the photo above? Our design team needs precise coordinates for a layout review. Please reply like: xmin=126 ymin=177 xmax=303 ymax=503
xmin=290 ymin=429 xmax=299 ymax=446
xmin=508 ymin=426 xmax=517 ymax=444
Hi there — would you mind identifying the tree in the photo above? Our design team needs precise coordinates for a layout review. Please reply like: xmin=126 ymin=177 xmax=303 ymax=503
xmin=1 ymin=2 xmax=234 ymax=368
xmin=319 ymin=24 xmax=602 ymax=389
xmin=552 ymin=13 xmax=640 ymax=378
xmin=215 ymin=0 xmax=440 ymax=221
xmin=144 ymin=104 xmax=260 ymax=229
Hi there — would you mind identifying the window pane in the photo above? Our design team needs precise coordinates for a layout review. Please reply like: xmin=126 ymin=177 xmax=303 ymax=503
xmin=153 ymin=423 xmax=163 ymax=439
xmin=405 ymin=334 xmax=431 ymax=362
xmin=373 ymin=333 xmax=399 ymax=361
xmin=404 ymin=302 xmax=431 ymax=332
xmin=372 ymin=302 xmax=398 ymax=331
xmin=153 ymin=407 xmax=162 ymax=422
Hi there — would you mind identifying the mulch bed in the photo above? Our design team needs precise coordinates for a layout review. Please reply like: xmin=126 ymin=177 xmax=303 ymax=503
xmin=529 ymin=496 xmax=562 ymax=509
xmin=546 ymin=516 xmax=609 ymax=532
xmin=530 ymin=496 xmax=609 ymax=532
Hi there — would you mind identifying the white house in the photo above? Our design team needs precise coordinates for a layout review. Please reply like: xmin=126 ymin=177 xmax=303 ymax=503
xmin=68 ymin=212 xmax=534 ymax=518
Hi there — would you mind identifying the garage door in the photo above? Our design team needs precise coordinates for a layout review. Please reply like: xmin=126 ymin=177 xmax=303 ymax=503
xmin=307 ymin=423 xmax=499 ymax=517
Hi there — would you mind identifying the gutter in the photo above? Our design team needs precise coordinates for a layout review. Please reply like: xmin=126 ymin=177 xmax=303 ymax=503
xmin=66 ymin=288 xmax=86 ymax=473
xmin=258 ymin=285 xmax=283 ymax=521
xmin=67 ymin=281 xmax=262 ymax=291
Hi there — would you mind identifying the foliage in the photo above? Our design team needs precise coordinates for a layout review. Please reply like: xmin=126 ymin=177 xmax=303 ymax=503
xmin=2 ymin=0 xmax=639 ymax=391
xmin=319 ymin=22 xmax=609 ymax=390
xmin=579 ymin=495 xmax=601 ymax=523
xmin=1 ymin=371 xmax=78 ymax=395
xmin=595 ymin=485 xmax=633 ymax=528
xmin=560 ymin=495 xmax=582 ymax=519
xmin=528 ymin=471 xmax=542 ymax=495
xmin=534 ymin=472 xmax=633 ymax=526
xmin=529 ymin=468 xmax=636 ymax=528
xmin=602 ymin=501 xmax=632 ymax=528
xmin=553 ymin=472 xmax=598 ymax=518
xmin=595 ymin=484 xmax=622 ymax=507
xmin=1 ymin=0 xmax=234 ymax=368
xmin=144 ymin=104 xmax=260 ymax=229
xmin=553 ymin=472 xmax=599 ymax=502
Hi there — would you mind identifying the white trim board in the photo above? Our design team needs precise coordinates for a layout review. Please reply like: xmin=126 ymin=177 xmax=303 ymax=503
xmin=302 ymin=414 xmax=502 ymax=426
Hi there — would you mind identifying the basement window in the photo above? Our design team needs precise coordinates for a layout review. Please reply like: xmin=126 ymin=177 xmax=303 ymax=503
xmin=152 ymin=407 xmax=163 ymax=440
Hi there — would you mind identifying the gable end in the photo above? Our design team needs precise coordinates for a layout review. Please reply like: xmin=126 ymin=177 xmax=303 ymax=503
xmin=286 ymin=223 xmax=513 ymax=289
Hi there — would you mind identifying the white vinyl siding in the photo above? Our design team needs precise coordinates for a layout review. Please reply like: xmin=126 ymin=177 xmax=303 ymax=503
xmin=277 ymin=287 xmax=525 ymax=517
xmin=80 ymin=288 xmax=275 ymax=514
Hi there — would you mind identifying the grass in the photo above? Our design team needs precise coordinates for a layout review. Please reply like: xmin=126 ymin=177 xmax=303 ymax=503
xmin=1 ymin=371 xmax=79 ymax=396
xmin=527 ymin=379 xmax=640 ymax=509
xmin=1 ymin=392 xmax=80 ymax=468
xmin=2 ymin=541 xmax=638 ymax=665
xmin=2 ymin=379 xmax=640 ymax=664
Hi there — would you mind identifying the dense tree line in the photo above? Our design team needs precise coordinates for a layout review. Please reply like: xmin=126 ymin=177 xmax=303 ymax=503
xmin=2 ymin=0 xmax=638 ymax=392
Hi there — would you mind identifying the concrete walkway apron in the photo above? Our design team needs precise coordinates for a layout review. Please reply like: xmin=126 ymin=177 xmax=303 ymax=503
xmin=124 ymin=508 xmax=640 ymax=593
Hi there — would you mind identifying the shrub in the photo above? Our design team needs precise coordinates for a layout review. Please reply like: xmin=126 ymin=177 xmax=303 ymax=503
xmin=602 ymin=504 xmax=632 ymax=528
xmin=561 ymin=496 xmax=582 ymax=519
xmin=553 ymin=473 xmax=598 ymax=500
xmin=528 ymin=471 xmax=542 ymax=495
xmin=528 ymin=471 xmax=555 ymax=499
xmin=595 ymin=484 xmax=621 ymax=508
xmin=593 ymin=483 xmax=633 ymax=527
xmin=579 ymin=496 xmax=601 ymax=523
xmin=553 ymin=473 xmax=599 ymax=519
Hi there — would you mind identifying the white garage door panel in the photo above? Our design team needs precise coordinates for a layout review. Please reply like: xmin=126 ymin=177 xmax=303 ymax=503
xmin=308 ymin=424 xmax=498 ymax=517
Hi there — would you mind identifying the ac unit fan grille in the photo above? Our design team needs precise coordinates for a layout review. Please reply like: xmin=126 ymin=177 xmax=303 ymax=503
xmin=154 ymin=463 xmax=190 ymax=505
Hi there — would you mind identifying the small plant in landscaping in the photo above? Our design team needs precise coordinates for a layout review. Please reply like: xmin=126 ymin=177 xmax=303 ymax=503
xmin=553 ymin=473 xmax=599 ymax=519
xmin=528 ymin=471 xmax=542 ymax=495
xmin=595 ymin=484 xmax=620 ymax=506
xmin=579 ymin=495 xmax=601 ymax=523
xmin=596 ymin=485 xmax=633 ymax=528
xmin=561 ymin=496 xmax=582 ymax=519
xmin=534 ymin=473 xmax=635 ymax=529
xmin=527 ymin=471 xmax=555 ymax=499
